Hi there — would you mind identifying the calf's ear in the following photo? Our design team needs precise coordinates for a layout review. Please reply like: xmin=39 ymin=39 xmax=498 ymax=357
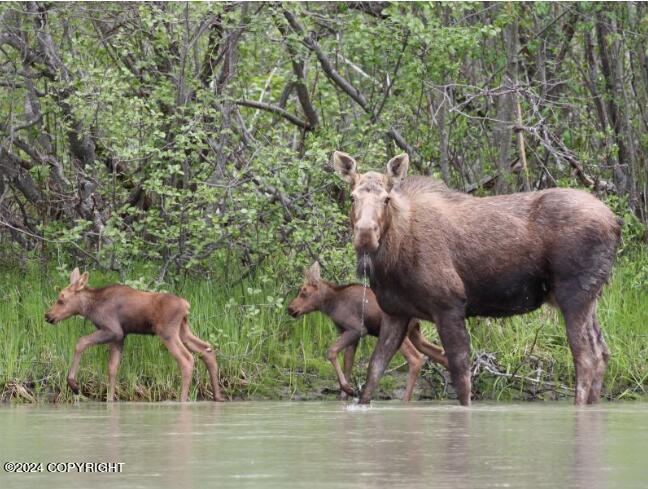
xmin=304 ymin=261 xmax=321 ymax=284
xmin=70 ymin=267 xmax=81 ymax=285
xmin=386 ymin=153 xmax=409 ymax=188
xmin=332 ymin=151 xmax=357 ymax=184
xmin=75 ymin=272 xmax=89 ymax=290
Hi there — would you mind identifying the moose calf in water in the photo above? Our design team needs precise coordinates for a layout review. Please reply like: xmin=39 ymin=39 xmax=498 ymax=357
xmin=287 ymin=262 xmax=448 ymax=401
xmin=45 ymin=268 xmax=224 ymax=402
xmin=332 ymin=151 xmax=621 ymax=406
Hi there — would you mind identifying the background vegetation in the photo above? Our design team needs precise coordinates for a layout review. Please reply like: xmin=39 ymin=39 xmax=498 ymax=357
xmin=0 ymin=2 xmax=646 ymax=401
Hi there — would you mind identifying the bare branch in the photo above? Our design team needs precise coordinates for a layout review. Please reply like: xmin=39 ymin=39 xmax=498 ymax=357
xmin=233 ymin=100 xmax=312 ymax=130
xmin=283 ymin=10 xmax=369 ymax=111
xmin=282 ymin=8 xmax=425 ymax=170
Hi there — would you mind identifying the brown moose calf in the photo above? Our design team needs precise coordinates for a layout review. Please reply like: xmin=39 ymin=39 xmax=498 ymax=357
xmin=287 ymin=262 xmax=448 ymax=401
xmin=45 ymin=268 xmax=223 ymax=402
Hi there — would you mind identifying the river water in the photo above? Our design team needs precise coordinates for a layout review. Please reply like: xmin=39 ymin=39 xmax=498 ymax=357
xmin=1 ymin=401 xmax=646 ymax=488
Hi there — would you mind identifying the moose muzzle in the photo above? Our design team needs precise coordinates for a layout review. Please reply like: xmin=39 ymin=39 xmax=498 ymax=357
xmin=353 ymin=223 xmax=380 ymax=252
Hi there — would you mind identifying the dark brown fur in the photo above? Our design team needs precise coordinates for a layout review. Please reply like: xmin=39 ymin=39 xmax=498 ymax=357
xmin=333 ymin=151 xmax=621 ymax=406
xmin=287 ymin=262 xmax=448 ymax=401
xmin=45 ymin=268 xmax=223 ymax=402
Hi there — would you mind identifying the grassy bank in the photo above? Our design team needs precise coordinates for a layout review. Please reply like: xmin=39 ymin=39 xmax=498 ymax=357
xmin=0 ymin=250 xmax=646 ymax=403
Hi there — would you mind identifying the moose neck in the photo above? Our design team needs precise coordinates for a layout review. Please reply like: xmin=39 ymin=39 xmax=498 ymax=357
xmin=366 ymin=193 xmax=411 ymax=281
xmin=74 ymin=288 xmax=98 ymax=321
xmin=317 ymin=282 xmax=342 ymax=317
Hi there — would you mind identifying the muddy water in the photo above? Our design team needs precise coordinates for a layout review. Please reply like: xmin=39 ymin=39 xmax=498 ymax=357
xmin=0 ymin=401 xmax=646 ymax=489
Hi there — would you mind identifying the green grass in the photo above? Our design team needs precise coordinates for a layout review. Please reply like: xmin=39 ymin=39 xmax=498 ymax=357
xmin=0 ymin=249 xmax=646 ymax=403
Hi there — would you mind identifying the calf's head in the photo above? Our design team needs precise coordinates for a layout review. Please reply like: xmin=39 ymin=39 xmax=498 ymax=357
xmin=287 ymin=262 xmax=324 ymax=318
xmin=45 ymin=267 xmax=89 ymax=324
xmin=333 ymin=151 xmax=409 ymax=253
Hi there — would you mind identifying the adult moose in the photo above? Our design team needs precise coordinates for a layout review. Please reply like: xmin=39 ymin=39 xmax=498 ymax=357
xmin=45 ymin=268 xmax=224 ymax=402
xmin=332 ymin=151 xmax=621 ymax=406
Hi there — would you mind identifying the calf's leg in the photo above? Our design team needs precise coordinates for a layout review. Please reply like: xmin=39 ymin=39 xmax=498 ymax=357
xmin=68 ymin=329 xmax=122 ymax=395
xmin=180 ymin=317 xmax=224 ymax=401
xmin=340 ymin=340 xmax=359 ymax=400
xmin=107 ymin=340 xmax=124 ymax=402
xmin=359 ymin=314 xmax=409 ymax=404
xmin=407 ymin=320 xmax=448 ymax=368
xmin=435 ymin=310 xmax=471 ymax=407
xmin=399 ymin=337 xmax=425 ymax=402
xmin=161 ymin=335 xmax=195 ymax=402
xmin=327 ymin=330 xmax=362 ymax=396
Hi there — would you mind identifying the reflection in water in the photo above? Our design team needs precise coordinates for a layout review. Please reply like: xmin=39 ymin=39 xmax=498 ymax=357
xmin=1 ymin=402 xmax=646 ymax=489
xmin=572 ymin=409 xmax=605 ymax=489
xmin=438 ymin=409 xmax=471 ymax=489
xmin=103 ymin=402 xmax=197 ymax=485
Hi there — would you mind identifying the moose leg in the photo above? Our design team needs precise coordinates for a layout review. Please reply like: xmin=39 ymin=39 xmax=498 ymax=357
xmin=107 ymin=340 xmax=124 ymax=402
xmin=68 ymin=329 xmax=122 ymax=395
xmin=587 ymin=312 xmax=610 ymax=404
xmin=561 ymin=301 xmax=597 ymax=406
xmin=359 ymin=314 xmax=409 ymax=404
xmin=340 ymin=340 xmax=359 ymax=400
xmin=180 ymin=318 xmax=224 ymax=402
xmin=407 ymin=320 xmax=448 ymax=368
xmin=436 ymin=310 xmax=471 ymax=407
xmin=327 ymin=330 xmax=362 ymax=397
xmin=161 ymin=335 xmax=195 ymax=402
xmin=399 ymin=337 xmax=425 ymax=402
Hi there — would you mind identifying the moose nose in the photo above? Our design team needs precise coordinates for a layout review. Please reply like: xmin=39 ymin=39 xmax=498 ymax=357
xmin=45 ymin=313 xmax=54 ymax=324
xmin=355 ymin=223 xmax=379 ymax=235
xmin=287 ymin=306 xmax=298 ymax=318
xmin=354 ymin=224 xmax=380 ymax=252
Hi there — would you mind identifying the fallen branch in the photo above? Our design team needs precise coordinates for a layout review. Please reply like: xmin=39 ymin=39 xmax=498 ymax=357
xmin=471 ymin=351 xmax=573 ymax=397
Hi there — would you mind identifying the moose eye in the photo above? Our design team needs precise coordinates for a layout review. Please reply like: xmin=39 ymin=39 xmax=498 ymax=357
xmin=350 ymin=195 xmax=356 ymax=204
xmin=384 ymin=197 xmax=390 ymax=206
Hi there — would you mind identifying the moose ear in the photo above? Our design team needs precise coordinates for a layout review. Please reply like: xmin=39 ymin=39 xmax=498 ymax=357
xmin=304 ymin=261 xmax=321 ymax=284
xmin=332 ymin=151 xmax=357 ymax=184
xmin=75 ymin=272 xmax=89 ymax=290
xmin=386 ymin=153 xmax=409 ymax=186
xmin=70 ymin=267 xmax=81 ymax=285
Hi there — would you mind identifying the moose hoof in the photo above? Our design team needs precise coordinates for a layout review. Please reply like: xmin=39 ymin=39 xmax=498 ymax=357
xmin=213 ymin=395 xmax=225 ymax=402
xmin=67 ymin=378 xmax=79 ymax=394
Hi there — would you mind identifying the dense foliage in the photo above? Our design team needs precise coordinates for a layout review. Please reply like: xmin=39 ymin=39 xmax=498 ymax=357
xmin=1 ymin=2 xmax=647 ymax=284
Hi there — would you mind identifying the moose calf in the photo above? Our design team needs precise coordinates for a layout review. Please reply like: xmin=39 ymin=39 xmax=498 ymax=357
xmin=45 ymin=268 xmax=223 ymax=402
xmin=287 ymin=262 xmax=448 ymax=401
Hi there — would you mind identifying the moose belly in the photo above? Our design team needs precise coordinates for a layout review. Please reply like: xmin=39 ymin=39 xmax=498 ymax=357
xmin=464 ymin=271 xmax=549 ymax=318
xmin=372 ymin=285 xmax=433 ymax=321
xmin=117 ymin=309 xmax=157 ymax=335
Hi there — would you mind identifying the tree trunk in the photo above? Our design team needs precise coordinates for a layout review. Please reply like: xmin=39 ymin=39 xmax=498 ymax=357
xmin=493 ymin=17 xmax=518 ymax=194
